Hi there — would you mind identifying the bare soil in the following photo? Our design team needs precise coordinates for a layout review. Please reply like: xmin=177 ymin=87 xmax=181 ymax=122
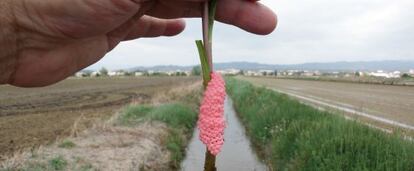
xmin=0 ymin=77 xmax=199 ymax=161
xmin=240 ymin=76 xmax=414 ymax=128
xmin=1 ymin=122 xmax=172 ymax=170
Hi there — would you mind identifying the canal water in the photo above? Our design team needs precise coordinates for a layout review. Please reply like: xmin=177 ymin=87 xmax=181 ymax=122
xmin=181 ymin=97 xmax=267 ymax=171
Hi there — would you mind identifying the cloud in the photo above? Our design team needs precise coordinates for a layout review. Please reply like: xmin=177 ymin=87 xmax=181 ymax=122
xmin=88 ymin=0 xmax=414 ymax=70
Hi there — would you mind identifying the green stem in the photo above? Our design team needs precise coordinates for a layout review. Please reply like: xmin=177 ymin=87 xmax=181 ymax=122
xmin=197 ymin=1 xmax=219 ymax=171
xmin=208 ymin=0 xmax=218 ymax=42
xmin=196 ymin=40 xmax=211 ymax=87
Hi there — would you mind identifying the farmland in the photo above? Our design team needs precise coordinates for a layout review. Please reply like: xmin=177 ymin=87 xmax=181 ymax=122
xmin=238 ymin=76 xmax=414 ymax=131
xmin=0 ymin=77 xmax=199 ymax=162
xmin=2 ymin=75 xmax=414 ymax=170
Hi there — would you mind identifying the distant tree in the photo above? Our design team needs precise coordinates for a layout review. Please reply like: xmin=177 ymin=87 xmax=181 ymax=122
xmin=274 ymin=70 xmax=278 ymax=76
xmin=191 ymin=66 xmax=201 ymax=76
xmin=239 ymin=70 xmax=245 ymax=76
xmin=99 ymin=67 xmax=108 ymax=76
xmin=355 ymin=71 xmax=360 ymax=77
xmin=402 ymin=73 xmax=411 ymax=79
xmin=124 ymin=71 xmax=133 ymax=76
xmin=174 ymin=72 xmax=186 ymax=76
xmin=151 ymin=72 xmax=168 ymax=76
xmin=143 ymin=71 xmax=150 ymax=76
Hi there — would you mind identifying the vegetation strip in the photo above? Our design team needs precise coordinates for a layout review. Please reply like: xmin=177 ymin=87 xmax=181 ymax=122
xmin=120 ymin=102 xmax=198 ymax=169
xmin=226 ymin=77 xmax=414 ymax=170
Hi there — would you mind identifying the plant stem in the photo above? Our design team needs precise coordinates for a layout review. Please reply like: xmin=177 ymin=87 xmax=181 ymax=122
xmin=204 ymin=147 xmax=217 ymax=171
xmin=208 ymin=0 xmax=218 ymax=42
xmin=202 ymin=2 xmax=212 ymax=70
xmin=197 ymin=0 xmax=219 ymax=170
xmin=195 ymin=40 xmax=211 ymax=87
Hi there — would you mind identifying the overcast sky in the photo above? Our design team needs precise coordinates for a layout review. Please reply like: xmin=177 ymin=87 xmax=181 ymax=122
xmin=88 ymin=0 xmax=414 ymax=70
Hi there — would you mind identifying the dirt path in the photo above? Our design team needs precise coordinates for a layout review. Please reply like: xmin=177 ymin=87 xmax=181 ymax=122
xmin=274 ymin=88 xmax=414 ymax=131
xmin=240 ymin=77 xmax=414 ymax=129
xmin=0 ymin=77 xmax=199 ymax=161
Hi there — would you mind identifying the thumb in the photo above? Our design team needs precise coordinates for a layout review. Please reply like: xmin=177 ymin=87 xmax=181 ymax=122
xmin=20 ymin=0 xmax=145 ymax=38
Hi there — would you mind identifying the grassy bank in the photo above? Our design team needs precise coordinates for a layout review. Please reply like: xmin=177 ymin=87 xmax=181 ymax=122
xmin=118 ymin=102 xmax=198 ymax=169
xmin=226 ymin=77 xmax=414 ymax=170
xmin=115 ymin=84 xmax=201 ymax=170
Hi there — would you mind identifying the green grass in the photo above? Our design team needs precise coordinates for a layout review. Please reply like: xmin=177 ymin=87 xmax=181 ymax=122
xmin=119 ymin=102 xmax=198 ymax=169
xmin=48 ymin=156 xmax=67 ymax=171
xmin=120 ymin=103 xmax=197 ymax=131
xmin=1 ymin=156 xmax=73 ymax=171
xmin=166 ymin=130 xmax=185 ymax=167
xmin=226 ymin=77 xmax=414 ymax=171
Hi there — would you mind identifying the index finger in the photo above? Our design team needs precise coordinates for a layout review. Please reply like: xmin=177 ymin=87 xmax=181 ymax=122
xmin=216 ymin=0 xmax=277 ymax=35
xmin=145 ymin=0 xmax=277 ymax=35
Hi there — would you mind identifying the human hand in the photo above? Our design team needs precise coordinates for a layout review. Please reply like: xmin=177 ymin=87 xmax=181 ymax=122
xmin=0 ymin=0 xmax=277 ymax=87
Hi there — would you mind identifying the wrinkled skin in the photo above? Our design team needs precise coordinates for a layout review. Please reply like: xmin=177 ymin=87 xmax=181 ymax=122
xmin=1 ymin=0 xmax=277 ymax=87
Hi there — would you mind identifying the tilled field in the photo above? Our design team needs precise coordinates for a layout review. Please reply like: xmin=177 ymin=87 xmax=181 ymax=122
xmin=240 ymin=77 xmax=414 ymax=129
xmin=0 ymin=77 xmax=199 ymax=161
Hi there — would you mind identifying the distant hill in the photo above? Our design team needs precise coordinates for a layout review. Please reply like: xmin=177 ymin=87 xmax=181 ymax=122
xmin=128 ymin=65 xmax=192 ymax=72
xmin=127 ymin=60 xmax=414 ymax=72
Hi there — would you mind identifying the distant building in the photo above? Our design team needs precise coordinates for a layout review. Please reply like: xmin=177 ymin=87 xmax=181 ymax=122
xmin=258 ymin=70 xmax=275 ymax=76
xmin=313 ymin=71 xmax=322 ymax=76
xmin=161 ymin=70 xmax=189 ymax=76
xmin=356 ymin=71 xmax=366 ymax=77
xmin=392 ymin=71 xmax=401 ymax=77
xmin=217 ymin=69 xmax=241 ymax=75
xmin=90 ymin=71 xmax=101 ymax=77
xmin=165 ymin=71 xmax=175 ymax=76
xmin=286 ymin=70 xmax=300 ymax=76
xmin=75 ymin=72 xmax=87 ymax=77
xmin=410 ymin=69 xmax=414 ymax=76
xmin=135 ymin=72 xmax=144 ymax=76
xmin=108 ymin=71 xmax=126 ymax=76
xmin=369 ymin=71 xmax=389 ymax=78
xmin=369 ymin=70 xmax=400 ymax=78
xmin=302 ymin=70 xmax=314 ymax=77
xmin=244 ymin=70 xmax=261 ymax=76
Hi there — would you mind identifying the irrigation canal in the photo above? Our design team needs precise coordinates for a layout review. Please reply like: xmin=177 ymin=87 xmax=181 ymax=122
xmin=181 ymin=97 xmax=267 ymax=171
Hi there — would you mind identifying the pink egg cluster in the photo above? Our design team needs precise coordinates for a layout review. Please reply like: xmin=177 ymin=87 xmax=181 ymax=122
xmin=198 ymin=72 xmax=226 ymax=155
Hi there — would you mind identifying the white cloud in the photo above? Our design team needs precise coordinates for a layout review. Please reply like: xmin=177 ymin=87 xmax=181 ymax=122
xmin=89 ymin=0 xmax=414 ymax=70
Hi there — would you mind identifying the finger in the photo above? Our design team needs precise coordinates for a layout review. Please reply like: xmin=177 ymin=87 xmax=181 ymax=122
xmin=106 ymin=15 xmax=186 ymax=49
xmin=125 ymin=16 xmax=186 ymax=40
xmin=145 ymin=0 xmax=277 ymax=35
xmin=216 ymin=0 xmax=277 ymax=35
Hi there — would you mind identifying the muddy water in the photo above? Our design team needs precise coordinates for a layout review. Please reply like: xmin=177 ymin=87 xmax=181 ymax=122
xmin=181 ymin=97 xmax=267 ymax=171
